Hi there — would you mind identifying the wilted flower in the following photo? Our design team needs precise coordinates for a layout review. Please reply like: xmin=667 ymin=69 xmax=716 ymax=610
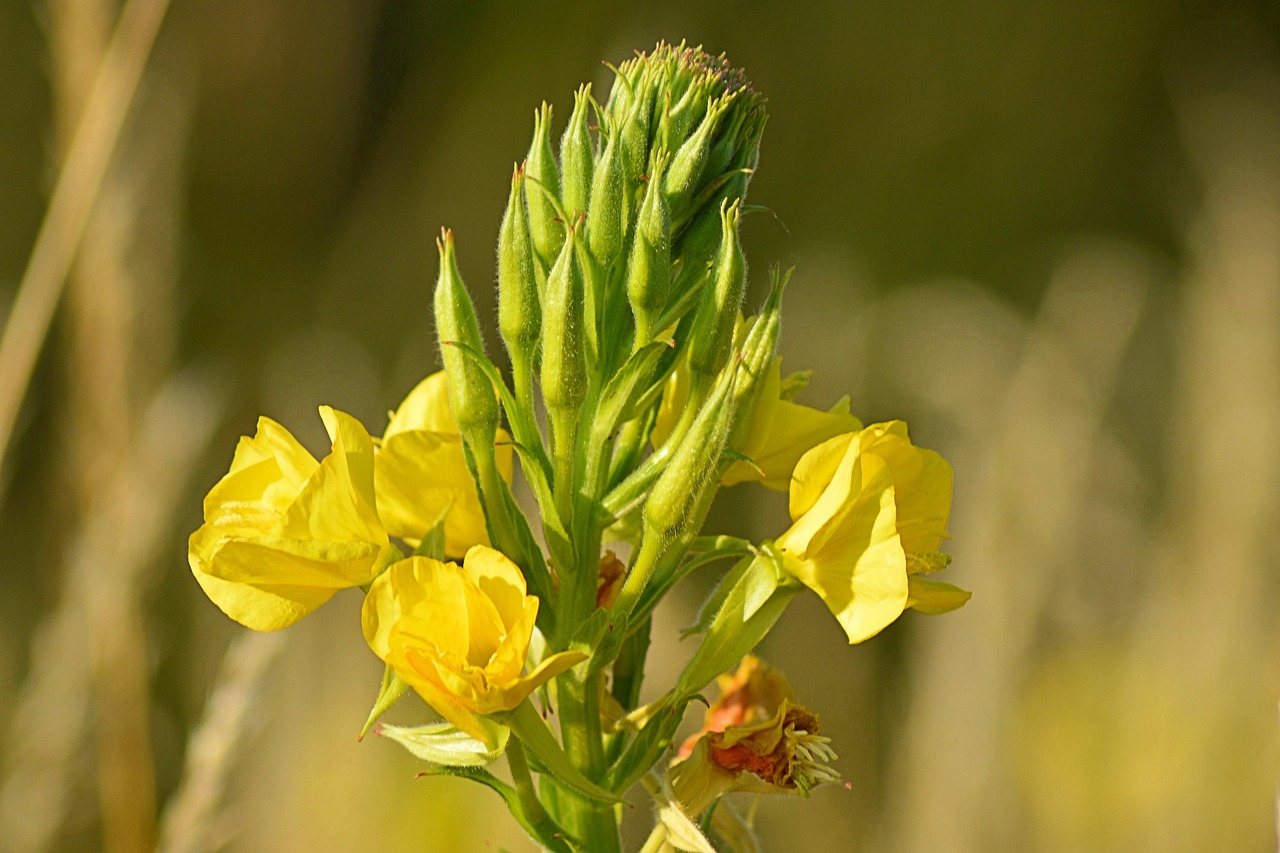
xmin=775 ymin=420 xmax=969 ymax=644
xmin=668 ymin=656 xmax=841 ymax=817
xmin=362 ymin=546 xmax=585 ymax=744
xmin=189 ymin=407 xmax=399 ymax=631
xmin=678 ymin=654 xmax=795 ymax=758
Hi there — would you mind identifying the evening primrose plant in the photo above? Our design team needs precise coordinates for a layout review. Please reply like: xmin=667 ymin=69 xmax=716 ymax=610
xmin=189 ymin=42 xmax=969 ymax=851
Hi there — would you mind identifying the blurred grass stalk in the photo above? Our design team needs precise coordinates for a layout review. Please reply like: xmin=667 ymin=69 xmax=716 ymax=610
xmin=0 ymin=1 xmax=210 ymax=851
xmin=873 ymin=55 xmax=1280 ymax=852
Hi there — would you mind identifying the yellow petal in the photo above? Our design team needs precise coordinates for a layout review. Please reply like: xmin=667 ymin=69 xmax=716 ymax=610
xmin=198 ymin=535 xmax=386 ymax=588
xmin=482 ymin=649 xmax=587 ymax=714
xmin=190 ymin=535 xmax=337 ymax=631
xmin=461 ymin=544 xmax=528 ymax=627
xmin=278 ymin=407 xmax=384 ymax=543
xmin=385 ymin=371 xmax=458 ymax=437
xmin=228 ymin=416 xmax=318 ymax=484
xmin=786 ymin=432 xmax=857 ymax=522
xmin=375 ymin=428 xmax=491 ymax=553
xmin=723 ymin=361 xmax=862 ymax=491
xmin=780 ymin=458 xmax=910 ymax=644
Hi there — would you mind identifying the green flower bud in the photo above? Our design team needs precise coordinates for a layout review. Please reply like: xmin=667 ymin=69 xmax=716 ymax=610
xmin=540 ymin=226 xmax=587 ymax=413
xmin=663 ymin=93 xmax=732 ymax=218
xmin=686 ymin=200 xmax=746 ymax=380
xmin=619 ymin=70 xmax=655 ymax=183
xmin=433 ymin=229 xmax=498 ymax=436
xmin=525 ymin=103 xmax=564 ymax=268
xmin=643 ymin=368 xmax=735 ymax=540
xmin=560 ymin=84 xmax=595 ymax=219
xmin=626 ymin=150 xmax=672 ymax=343
xmin=586 ymin=129 xmax=627 ymax=270
xmin=498 ymin=165 xmax=541 ymax=367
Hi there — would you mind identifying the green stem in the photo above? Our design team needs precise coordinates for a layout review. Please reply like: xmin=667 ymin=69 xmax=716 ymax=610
xmin=506 ymin=739 xmax=549 ymax=826
xmin=556 ymin=672 xmax=620 ymax=852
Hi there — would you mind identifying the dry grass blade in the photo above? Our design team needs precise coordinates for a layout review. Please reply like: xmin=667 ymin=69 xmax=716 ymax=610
xmin=0 ymin=376 xmax=221 ymax=852
xmin=155 ymin=631 xmax=288 ymax=853
xmin=0 ymin=0 xmax=171 ymax=484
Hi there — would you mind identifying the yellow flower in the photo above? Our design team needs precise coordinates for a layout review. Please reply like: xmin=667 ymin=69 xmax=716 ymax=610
xmin=653 ymin=357 xmax=860 ymax=490
xmin=189 ymin=407 xmax=399 ymax=632
xmin=775 ymin=420 xmax=968 ymax=644
xmin=362 ymin=547 xmax=585 ymax=743
xmin=373 ymin=370 xmax=512 ymax=557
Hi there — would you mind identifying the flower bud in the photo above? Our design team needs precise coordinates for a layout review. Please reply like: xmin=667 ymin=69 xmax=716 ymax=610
xmin=643 ymin=368 xmax=734 ymax=540
xmin=524 ymin=103 xmax=564 ymax=268
xmin=498 ymin=166 xmax=541 ymax=363
xmin=559 ymin=84 xmax=595 ymax=219
xmin=539 ymin=226 xmax=587 ymax=413
xmin=434 ymin=230 xmax=498 ymax=436
xmin=686 ymin=200 xmax=746 ymax=381
xmin=626 ymin=150 xmax=672 ymax=343
xmin=663 ymin=93 xmax=732 ymax=219
xmin=619 ymin=68 xmax=656 ymax=183
xmin=586 ymin=128 xmax=627 ymax=270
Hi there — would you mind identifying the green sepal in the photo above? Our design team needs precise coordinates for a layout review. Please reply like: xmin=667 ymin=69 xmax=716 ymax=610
xmin=593 ymin=340 xmax=673 ymax=440
xmin=359 ymin=664 xmax=411 ymax=741
xmin=378 ymin=720 xmax=509 ymax=767
xmin=907 ymin=575 xmax=971 ymax=614
xmin=778 ymin=369 xmax=813 ymax=401
xmin=411 ymin=505 xmax=450 ymax=560
xmin=501 ymin=700 xmax=623 ymax=804
xmin=441 ymin=339 xmax=550 ymax=478
xmin=414 ymin=764 xmax=579 ymax=853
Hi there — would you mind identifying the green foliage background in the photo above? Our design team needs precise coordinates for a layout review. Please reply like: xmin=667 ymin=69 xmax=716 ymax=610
xmin=1 ymin=2 xmax=1278 ymax=850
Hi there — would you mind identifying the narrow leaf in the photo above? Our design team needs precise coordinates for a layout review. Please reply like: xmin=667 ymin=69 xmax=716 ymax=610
xmin=503 ymin=700 xmax=623 ymax=803
xmin=378 ymin=721 xmax=509 ymax=767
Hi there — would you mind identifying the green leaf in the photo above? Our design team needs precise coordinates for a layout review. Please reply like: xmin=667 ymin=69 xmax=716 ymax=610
xmin=378 ymin=720 xmax=509 ymax=767
xmin=415 ymin=765 xmax=579 ymax=853
xmin=505 ymin=439 xmax=576 ymax=574
xmin=359 ymin=664 xmax=410 ymax=741
xmin=502 ymin=700 xmax=623 ymax=803
xmin=675 ymin=557 xmax=802 ymax=701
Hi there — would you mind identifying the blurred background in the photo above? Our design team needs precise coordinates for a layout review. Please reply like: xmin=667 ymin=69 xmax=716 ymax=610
xmin=1 ymin=1 xmax=1278 ymax=850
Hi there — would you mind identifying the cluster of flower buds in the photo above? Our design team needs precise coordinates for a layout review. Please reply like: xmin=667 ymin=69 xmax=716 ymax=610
xmin=187 ymin=42 xmax=969 ymax=853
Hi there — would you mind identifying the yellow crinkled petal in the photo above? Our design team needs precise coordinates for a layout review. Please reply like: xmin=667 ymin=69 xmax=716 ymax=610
xmin=278 ymin=407 xmax=385 ymax=544
xmin=228 ymin=416 xmax=318 ymax=484
xmin=484 ymin=596 xmax=539 ymax=685
xmin=375 ymin=428 xmax=490 ymax=553
xmin=191 ymin=564 xmax=336 ymax=631
xmin=862 ymin=422 xmax=953 ymax=554
xmin=374 ymin=374 xmax=513 ymax=556
xmin=395 ymin=646 xmax=489 ymax=743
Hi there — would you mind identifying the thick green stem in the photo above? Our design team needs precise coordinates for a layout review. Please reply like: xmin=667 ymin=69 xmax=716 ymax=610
xmin=556 ymin=672 xmax=620 ymax=852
